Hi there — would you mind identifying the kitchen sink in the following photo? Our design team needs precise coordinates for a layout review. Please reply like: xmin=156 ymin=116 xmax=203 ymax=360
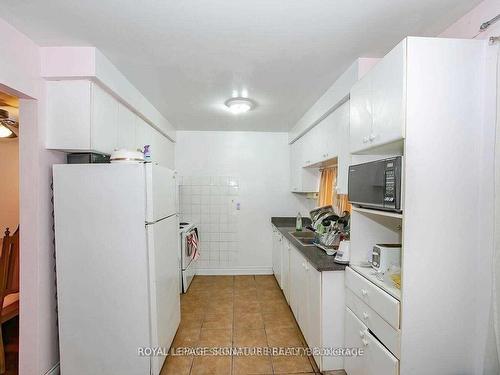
xmin=289 ymin=231 xmax=316 ymax=247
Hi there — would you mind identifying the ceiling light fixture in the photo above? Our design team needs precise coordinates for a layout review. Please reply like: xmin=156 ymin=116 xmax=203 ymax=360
xmin=0 ymin=109 xmax=17 ymax=138
xmin=0 ymin=124 xmax=13 ymax=138
xmin=224 ymin=97 xmax=256 ymax=115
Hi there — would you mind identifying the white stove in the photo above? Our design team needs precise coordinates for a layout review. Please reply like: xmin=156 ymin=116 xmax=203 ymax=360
xmin=179 ymin=221 xmax=198 ymax=293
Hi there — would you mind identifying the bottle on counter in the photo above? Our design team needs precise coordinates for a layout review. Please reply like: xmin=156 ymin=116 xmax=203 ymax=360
xmin=296 ymin=212 xmax=302 ymax=231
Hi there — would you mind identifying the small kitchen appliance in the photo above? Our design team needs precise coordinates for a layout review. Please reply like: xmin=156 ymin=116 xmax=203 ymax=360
xmin=348 ymin=156 xmax=402 ymax=213
xmin=334 ymin=240 xmax=350 ymax=264
xmin=371 ymin=244 xmax=401 ymax=272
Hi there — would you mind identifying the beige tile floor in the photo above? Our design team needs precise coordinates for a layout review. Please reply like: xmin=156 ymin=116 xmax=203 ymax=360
xmin=160 ymin=275 xmax=321 ymax=375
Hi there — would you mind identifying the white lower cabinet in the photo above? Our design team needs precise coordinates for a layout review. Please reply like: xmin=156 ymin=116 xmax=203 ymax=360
xmin=271 ymin=227 xmax=282 ymax=288
xmin=306 ymin=262 xmax=322 ymax=367
xmin=281 ymin=239 xmax=290 ymax=303
xmin=276 ymin=233 xmax=344 ymax=372
xmin=344 ymin=267 xmax=400 ymax=375
xmin=345 ymin=308 xmax=398 ymax=375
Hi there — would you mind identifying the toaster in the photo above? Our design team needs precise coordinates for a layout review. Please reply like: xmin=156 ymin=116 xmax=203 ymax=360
xmin=371 ymin=244 xmax=401 ymax=272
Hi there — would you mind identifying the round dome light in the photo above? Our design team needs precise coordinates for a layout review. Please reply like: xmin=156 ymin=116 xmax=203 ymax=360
xmin=0 ymin=125 xmax=13 ymax=138
xmin=224 ymin=97 xmax=256 ymax=115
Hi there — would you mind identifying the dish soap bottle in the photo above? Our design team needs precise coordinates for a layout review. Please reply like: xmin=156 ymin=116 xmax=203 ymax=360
xmin=296 ymin=212 xmax=302 ymax=232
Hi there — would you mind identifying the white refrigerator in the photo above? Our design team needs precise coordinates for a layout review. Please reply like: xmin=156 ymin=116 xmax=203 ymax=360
xmin=53 ymin=163 xmax=181 ymax=375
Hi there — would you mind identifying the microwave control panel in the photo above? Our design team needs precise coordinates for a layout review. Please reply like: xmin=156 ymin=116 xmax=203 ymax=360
xmin=384 ymin=161 xmax=396 ymax=208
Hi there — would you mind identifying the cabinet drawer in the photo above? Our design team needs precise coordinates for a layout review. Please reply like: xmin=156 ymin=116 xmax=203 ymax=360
xmin=345 ymin=267 xmax=399 ymax=329
xmin=346 ymin=289 xmax=400 ymax=358
xmin=345 ymin=308 xmax=399 ymax=375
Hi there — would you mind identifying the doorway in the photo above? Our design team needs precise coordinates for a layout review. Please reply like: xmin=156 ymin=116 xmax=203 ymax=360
xmin=0 ymin=90 xmax=20 ymax=375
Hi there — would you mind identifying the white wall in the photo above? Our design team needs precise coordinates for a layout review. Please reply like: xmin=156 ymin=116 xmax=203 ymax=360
xmin=0 ymin=17 xmax=66 ymax=375
xmin=175 ymin=131 xmax=309 ymax=273
xmin=0 ymin=138 xmax=19 ymax=233
xmin=438 ymin=2 xmax=500 ymax=374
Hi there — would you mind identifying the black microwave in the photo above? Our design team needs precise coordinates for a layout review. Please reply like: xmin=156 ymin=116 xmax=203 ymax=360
xmin=348 ymin=156 xmax=402 ymax=213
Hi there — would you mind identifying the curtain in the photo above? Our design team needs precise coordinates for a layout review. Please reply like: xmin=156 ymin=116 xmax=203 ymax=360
xmin=318 ymin=167 xmax=335 ymax=207
xmin=318 ymin=166 xmax=352 ymax=214
xmin=336 ymin=194 xmax=352 ymax=215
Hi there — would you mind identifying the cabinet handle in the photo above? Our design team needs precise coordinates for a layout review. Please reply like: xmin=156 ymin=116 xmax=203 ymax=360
xmin=369 ymin=134 xmax=376 ymax=141
xmin=362 ymin=312 xmax=369 ymax=320
xmin=361 ymin=289 xmax=368 ymax=296
xmin=362 ymin=338 xmax=369 ymax=347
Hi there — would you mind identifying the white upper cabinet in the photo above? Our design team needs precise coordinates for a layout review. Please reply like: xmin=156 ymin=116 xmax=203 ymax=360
xmin=46 ymin=79 xmax=175 ymax=167
xmin=370 ymin=41 xmax=406 ymax=146
xmin=349 ymin=75 xmax=372 ymax=153
xmin=117 ymin=102 xmax=137 ymax=151
xmin=91 ymin=84 xmax=118 ymax=154
xmin=335 ymin=102 xmax=351 ymax=195
xmin=289 ymin=138 xmax=320 ymax=193
xmin=324 ymin=113 xmax=339 ymax=162
xmin=47 ymin=81 xmax=118 ymax=154
xmin=350 ymin=39 xmax=406 ymax=153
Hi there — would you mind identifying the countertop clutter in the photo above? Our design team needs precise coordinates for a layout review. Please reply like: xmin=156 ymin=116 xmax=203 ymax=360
xmin=271 ymin=217 xmax=346 ymax=272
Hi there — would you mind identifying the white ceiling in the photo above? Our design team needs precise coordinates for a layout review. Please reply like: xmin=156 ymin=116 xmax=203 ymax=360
xmin=2 ymin=0 xmax=480 ymax=131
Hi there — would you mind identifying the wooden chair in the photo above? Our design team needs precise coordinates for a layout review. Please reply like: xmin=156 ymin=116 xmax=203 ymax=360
xmin=0 ymin=227 xmax=19 ymax=374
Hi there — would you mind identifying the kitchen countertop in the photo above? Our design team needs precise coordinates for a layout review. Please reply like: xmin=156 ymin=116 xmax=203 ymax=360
xmin=271 ymin=217 xmax=346 ymax=272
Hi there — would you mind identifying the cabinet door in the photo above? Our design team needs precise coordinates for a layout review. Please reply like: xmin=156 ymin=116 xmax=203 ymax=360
xmin=272 ymin=229 xmax=278 ymax=275
xmin=296 ymin=255 xmax=308 ymax=339
xmin=321 ymin=113 xmax=338 ymax=161
xmin=301 ymin=130 xmax=314 ymax=166
xmin=336 ymin=102 xmax=351 ymax=194
xmin=275 ymin=234 xmax=282 ymax=288
xmin=117 ymin=102 xmax=137 ymax=150
xmin=345 ymin=307 xmax=398 ymax=375
xmin=290 ymin=141 xmax=300 ymax=192
xmin=344 ymin=307 xmax=367 ymax=375
xmin=135 ymin=116 xmax=148 ymax=152
xmin=46 ymin=80 xmax=92 ymax=151
xmin=349 ymin=74 xmax=372 ymax=153
xmin=302 ymin=125 xmax=324 ymax=166
xmin=371 ymin=40 xmax=406 ymax=148
xmin=289 ymin=248 xmax=301 ymax=317
xmin=307 ymin=264 xmax=322 ymax=366
xmin=289 ymin=138 xmax=320 ymax=193
xmin=282 ymin=240 xmax=290 ymax=303
xmin=91 ymin=84 xmax=118 ymax=154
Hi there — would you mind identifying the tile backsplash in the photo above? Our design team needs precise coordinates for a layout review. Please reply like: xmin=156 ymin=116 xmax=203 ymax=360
xmin=178 ymin=176 xmax=239 ymax=269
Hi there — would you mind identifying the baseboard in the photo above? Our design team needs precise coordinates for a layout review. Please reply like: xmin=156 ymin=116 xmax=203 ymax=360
xmin=196 ymin=267 xmax=273 ymax=275
xmin=44 ymin=363 xmax=60 ymax=375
